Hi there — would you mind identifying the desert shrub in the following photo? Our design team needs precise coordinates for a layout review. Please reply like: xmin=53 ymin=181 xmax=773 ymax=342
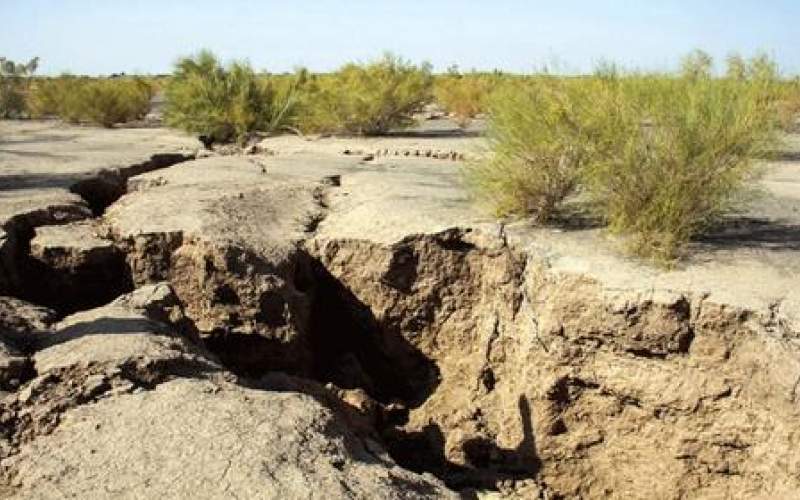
xmin=463 ymin=76 xmax=604 ymax=221
xmin=582 ymin=74 xmax=777 ymax=261
xmin=29 ymin=76 xmax=152 ymax=127
xmin=28 ymin=77 xmax=67 ymax=118
xmin=434 ymin=71 xmax=495 ymax=127
xmin=680 ymin=49 xmax=713 ymax=80
xmin=776 ymin=80 xmax=800 ymax=131
xmin=0 ymin=56 xmax=38 ymax=118
xmin=297 ymin=54 xmax=433 ymax=135
xmin=28 ymin=76 xmax=84 ymax=121
xmin=164 ymin=51 xmax=298 ymax=144
xmin=80 ymin=78 xmax=153 ymax=127
xmin=472 ymin=53 xmax=779 ymax=262
xmin=726 ymin=54 xmax=748 ymax=81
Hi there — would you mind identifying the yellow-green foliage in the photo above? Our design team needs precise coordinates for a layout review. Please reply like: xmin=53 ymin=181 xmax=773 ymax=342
xmin=80 ymin=79 xmax=152 ymax=127
xmin=0 ymin=56 xmax=39 ymax=118
xmin=29 ymin=76 xmax=152 ymax=127
xmin=464 ymin=76 xmax=601 ymax=222
xmin=164 ymin=51 xmax=298 ymax=144
xmin=297 ymin=54 xmax=433 ymax=135
xmin=433 ymin=72 xmax=496 ymax=127
xmin=583 ymin=75 xmax=776 ymax=261
xmin=469 ymin=52 xmax=780 ymax=262
xmin=680 ymin=49 xmax=714 ymax=80
xmin=775 ymin=79 xmax=800 ymax=131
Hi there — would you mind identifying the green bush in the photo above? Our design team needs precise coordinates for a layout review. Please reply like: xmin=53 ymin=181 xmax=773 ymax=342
xmin=297 ymin=54 xmax=433 ymax=135
xmin=776 ymin=80 xmax=800 ymax=131
xmin=80 ymin=78 xmax=152 ymax=127
xmin=469 ymin=53 xmax=779 ymax=262
xmin=680 ymin=49 xmax=713 ymax=80
xmin=29 ymin=76 xmax=152 ymax=127
xmin=28 ymin=77 xmax=72 ymax=118
xmin=0 ymin=56 xmax=38 ymax=118
xmin=463 ymin=76 xmax=603 ymax=221
xmin=164 ymin=51 xmax=298 ymax=144
xmin=582 ymin=75 xmax=776 ymax=261
xmin=434 ymin=72 xmax=495 ymax=127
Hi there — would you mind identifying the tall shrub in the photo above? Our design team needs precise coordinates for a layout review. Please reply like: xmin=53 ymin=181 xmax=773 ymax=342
xmin=297 ymin=54 xmax=433 ymax=135
xmin=164 ymin=51 xmax=298 ymax=144
xmin=0 ymin=56 xmax=39 ymax=118
xmin=463 ymin=77 xmax=603 ymax=221
xmin=29 ymin=76 xmax=152 ymax=127
xmin=470 ymin=52 xmax=779 ymax=262
xmin=582 ymin=74 xmax=777 ymax=261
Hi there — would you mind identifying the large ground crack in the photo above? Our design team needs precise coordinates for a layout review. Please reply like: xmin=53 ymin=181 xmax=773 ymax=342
xmin=69 ymin=152 xmax=195 ymax=216
xmin=0 ymin=153 xmax=194 ymax=315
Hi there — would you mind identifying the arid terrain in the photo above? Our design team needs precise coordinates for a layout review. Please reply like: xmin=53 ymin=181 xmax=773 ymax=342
xmin=0 ymin=118 xmax=799 ymax=499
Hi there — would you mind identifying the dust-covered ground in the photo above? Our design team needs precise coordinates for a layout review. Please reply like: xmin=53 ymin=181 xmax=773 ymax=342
xmin=0 ymin=118 xmax=798 ymax=499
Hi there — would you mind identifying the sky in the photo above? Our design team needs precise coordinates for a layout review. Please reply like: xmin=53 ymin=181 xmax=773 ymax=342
xmin=1 ymin=0 xmax=798 ymax=76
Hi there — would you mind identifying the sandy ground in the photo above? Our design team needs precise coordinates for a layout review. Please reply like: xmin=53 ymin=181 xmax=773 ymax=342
xmin=2 ymin=118 xmax=799 ymax=326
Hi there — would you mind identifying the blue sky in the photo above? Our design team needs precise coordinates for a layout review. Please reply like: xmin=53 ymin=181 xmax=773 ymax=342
xmin=1 ymin=0 xmax=798 ymax=75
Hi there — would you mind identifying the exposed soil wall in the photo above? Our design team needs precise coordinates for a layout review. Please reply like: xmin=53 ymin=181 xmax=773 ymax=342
xmin=1 ymin=152 xmax=798 ymax=498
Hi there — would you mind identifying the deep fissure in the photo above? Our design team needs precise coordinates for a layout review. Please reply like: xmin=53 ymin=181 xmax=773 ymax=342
xmin=1 ymin=153 xmax=195 ymax=315
xmin=69 ymin=153 xmax=195 ymax=216
xmin=2 ymin=155 xmax=553 ymax=492
xmin=196 ymin=249 xmax=535 ymax=491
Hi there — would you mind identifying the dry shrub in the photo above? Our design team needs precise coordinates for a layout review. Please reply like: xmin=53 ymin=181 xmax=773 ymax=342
xmin=297 ymin=54 xmax=432 ymax=135
xmin=775 ymin=80 xmax=800 ymax=132
xmin=164 ymin=51 xmax=299 ymax=144
xmin=464 ymin=77 xmax=602 ymax=221
xmin=29 ymin=76 xmax=153 ymax=127
xmin=584 ymin=75 xmax=776 ymax=261
xmin=0 ymin=56 xmax=39 ymax=118
xmin=469 ymin=53 xmax=779 ymax=262
xmin=434 ymin=72 xmax=495 ymax=127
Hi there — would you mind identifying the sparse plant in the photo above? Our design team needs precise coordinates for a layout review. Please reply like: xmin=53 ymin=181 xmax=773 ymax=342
xmin=583 ymin=73 xmax=777 ymax=262
xmin=464 ymin=76 xmax=601 ymax=221
xmin=680 ymin=49 xmax=713 ymax=80
xmin=29 ymin=76 xmax=152 ymax=127
xmin=434 ymin=71 xmax=494 ymax=127
xmin=726 ymin=53 xmax=748 ymax=81
xmin=776 ymin=79 xmax=800 ymax=131
xmin=164 ymin=50 xmax=298 ymax=144
xmin=297 ymin=54 xmax=433 ymax=135
xmin=471 ymin=51 xmax=779 ymax=263
xmin=0 ymin=56 xmax=39 ymax=118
